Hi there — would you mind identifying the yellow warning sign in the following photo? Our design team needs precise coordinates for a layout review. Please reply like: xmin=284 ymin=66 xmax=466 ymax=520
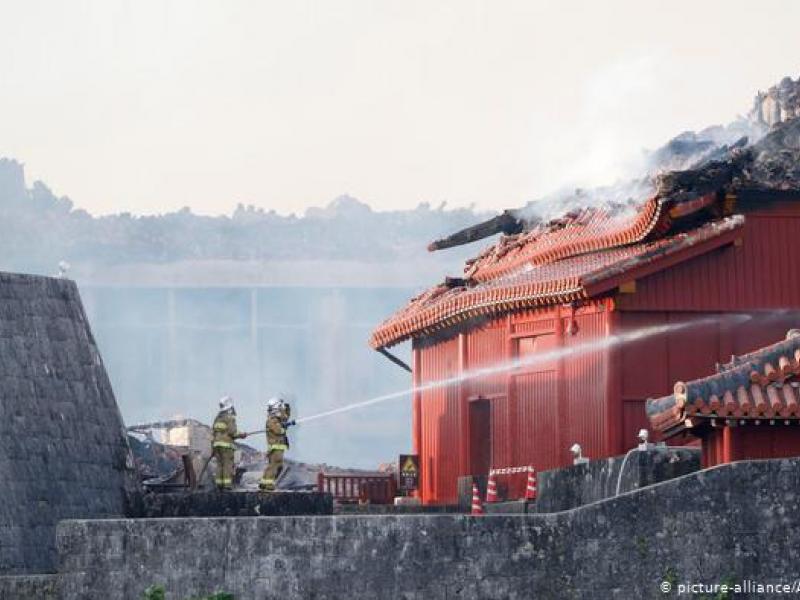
xmin=398 ymin=454 xmax=419 ymax=491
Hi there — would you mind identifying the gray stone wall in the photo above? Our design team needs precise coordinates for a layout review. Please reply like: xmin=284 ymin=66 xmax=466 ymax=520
xmin=58 ymin=458 xmax=800 ymax=599
xmin=0 ymin=273 xmax=138 ymax=574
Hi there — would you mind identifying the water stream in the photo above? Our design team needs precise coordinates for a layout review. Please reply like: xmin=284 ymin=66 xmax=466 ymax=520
xmin=295 ymin=313 xmax=753 ymax=425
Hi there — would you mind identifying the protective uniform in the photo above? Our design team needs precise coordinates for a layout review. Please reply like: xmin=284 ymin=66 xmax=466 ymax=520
xmin=212 ymin=396 xmax=246 ymax=490
xmin=259 ymin=398 xmax=291 ymax=491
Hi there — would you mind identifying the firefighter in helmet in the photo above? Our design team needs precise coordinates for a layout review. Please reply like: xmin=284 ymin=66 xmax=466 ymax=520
xmin=259 ymin=397 xmax=294 ymax=491
xmin=212 ymin=396 xmax=247 ymax=491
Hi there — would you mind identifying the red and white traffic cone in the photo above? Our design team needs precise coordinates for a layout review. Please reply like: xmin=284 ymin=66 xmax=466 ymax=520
xmin=486 ymin=472 xmax=499 ymax=503
xmin=524 ymin=466 xmax=537 ymax=501
xmin=471 ymin=483 xmax=484 ymax=515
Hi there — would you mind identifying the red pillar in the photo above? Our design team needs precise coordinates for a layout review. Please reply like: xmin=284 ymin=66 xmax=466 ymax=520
xmin=457 ymin=334 xmax=470 ymax=478
xmin=604 ymin=304 xmax=623 ymax=457
xmin=411 ymin=345 xmax=423 ymax=499
xmin=506 ymin=314 xmax=517 ymax=468
xmin=722 ymin=425 xmax=734 ymax=464
xmin=555 ymin=306 xmax=568 ymax=465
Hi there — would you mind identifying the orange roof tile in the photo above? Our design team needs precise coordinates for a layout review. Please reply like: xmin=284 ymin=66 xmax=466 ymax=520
xmin=464 ymin=197 xmax=664 ymax=282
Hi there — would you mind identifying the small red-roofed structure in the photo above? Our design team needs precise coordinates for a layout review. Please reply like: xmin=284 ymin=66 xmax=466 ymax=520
xmin=648 ymin=330 xmax=800 ymax=467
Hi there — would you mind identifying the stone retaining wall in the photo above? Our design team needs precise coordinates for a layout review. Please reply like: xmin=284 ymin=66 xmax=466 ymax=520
xmin=58 ymin=458 xmax=800 ymax=599
xmin=134 ymin=491 xmax=332 ymax=518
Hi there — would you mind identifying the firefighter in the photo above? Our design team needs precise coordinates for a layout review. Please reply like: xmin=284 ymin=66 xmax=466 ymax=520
xmin=212 ymin=396 xmax=247 ymax=491
xmin=259 ymin=397 xmax=294 ymax=491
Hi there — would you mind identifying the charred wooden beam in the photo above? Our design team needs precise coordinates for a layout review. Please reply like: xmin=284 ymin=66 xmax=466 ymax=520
xmin=444 ymin=276 xmax=471 ymax=288
xmin=427 ymin=210 xmax=525 ymax=251
xmin=656 ymin=146 xmax=753 ymax=204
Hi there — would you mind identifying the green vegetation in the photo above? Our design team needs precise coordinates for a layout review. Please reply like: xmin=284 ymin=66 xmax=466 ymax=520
xmin=662 ymin=566 xmax=678 ymax=590
xmin=142 ymin=585 xmax=234 ymax=600
xmin=142 ymin=586 xmax=166 ymax=600
xmin=634 ymin=535 xmax=648 ymax=559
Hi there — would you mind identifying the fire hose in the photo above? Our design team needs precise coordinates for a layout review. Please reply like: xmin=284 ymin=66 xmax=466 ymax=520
xmin=244 ymin=420 xmax=297 ymax=437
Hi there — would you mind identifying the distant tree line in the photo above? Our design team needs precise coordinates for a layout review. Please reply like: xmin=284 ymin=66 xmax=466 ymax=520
xmin=0 ymin=158 xmax=489 ymax=274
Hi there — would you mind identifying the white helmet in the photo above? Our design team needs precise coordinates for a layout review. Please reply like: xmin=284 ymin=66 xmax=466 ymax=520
xmin=266 ymin=396 xmax=284 ymax=415
xmin=219 ymin=396 xmax=234 ymax=412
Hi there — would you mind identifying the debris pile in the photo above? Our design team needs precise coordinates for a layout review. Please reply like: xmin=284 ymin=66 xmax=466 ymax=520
xmin=749 ymin=118 xmax=800 ymax=189
xmin=128 ymin=421 xmax=383 ymax=492
xmin=127 ymin=434 xmax=186 ymax=481
xmin=656 ymin=116 xmax=800 ymax=202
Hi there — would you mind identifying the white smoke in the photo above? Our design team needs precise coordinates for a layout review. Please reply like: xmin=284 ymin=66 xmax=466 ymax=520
xmin=519 ymin=55 xmax=768 ymax=224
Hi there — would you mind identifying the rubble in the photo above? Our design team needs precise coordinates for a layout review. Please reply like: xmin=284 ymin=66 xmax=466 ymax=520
xmin=128 ymin=420 xmax=384 ymax=492
xmin=657 ymin=116 xmax=800 ymax=202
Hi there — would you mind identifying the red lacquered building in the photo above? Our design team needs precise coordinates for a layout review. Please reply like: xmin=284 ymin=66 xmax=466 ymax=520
xmin=371 ymin=188 xmax=800 ymax=504
xmin=648 ymin=330 xmax=800 ymax=466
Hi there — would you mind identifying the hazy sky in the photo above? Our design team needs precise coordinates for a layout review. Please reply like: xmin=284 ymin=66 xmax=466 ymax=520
xmin=1 ymin=1 xmax=799 ymax=216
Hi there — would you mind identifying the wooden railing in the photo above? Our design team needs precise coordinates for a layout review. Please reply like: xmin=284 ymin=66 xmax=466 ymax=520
xmin=317 ymin=472 xmax=397 ymax=504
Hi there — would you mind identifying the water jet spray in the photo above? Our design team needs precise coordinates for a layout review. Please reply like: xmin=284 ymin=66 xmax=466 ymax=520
xmin=294 ymin=313 xmax=755 ymax=426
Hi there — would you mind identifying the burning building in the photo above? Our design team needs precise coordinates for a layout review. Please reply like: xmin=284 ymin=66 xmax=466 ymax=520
xmin=371 ymin=90 xmax=800 ymax=504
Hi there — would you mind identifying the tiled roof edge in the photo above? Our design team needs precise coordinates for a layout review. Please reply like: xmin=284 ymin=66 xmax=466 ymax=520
xmin=647 ymin=331 xmax=800 ymax=431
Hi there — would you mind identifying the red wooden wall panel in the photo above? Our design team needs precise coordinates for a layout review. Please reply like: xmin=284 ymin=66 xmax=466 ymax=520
xmin=616 ymin=212 xmax=800 ymax=313
xmin=510 ymin=306 xmax=611 ymax=472
xmin=466 ymin=324 xmax=506 ymax=399
xmin=515 ymin=371 xmax=559 ymax=471
xmin=618 ymin=311 xmax=734 ymax=447
xmin=416 ymin=337 xmax=460 ymax=503
xmin=618 ymin=312 xmax=670 ymax=400
xmin=562 ymin=311 xmax=609 ymax=462
xmin=664 ymin=315 xmax=721 ymax=385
